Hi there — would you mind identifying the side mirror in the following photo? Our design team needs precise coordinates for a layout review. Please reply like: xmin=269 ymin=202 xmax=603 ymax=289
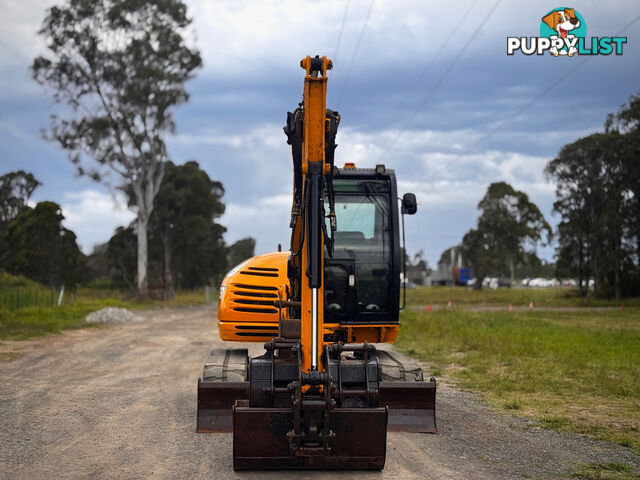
xmin=402 ymin=193 xmax=417 ymax=215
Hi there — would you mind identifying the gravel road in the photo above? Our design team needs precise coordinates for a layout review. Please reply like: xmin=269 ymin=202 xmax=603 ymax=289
xmin=1 ymin=306 xmax=638 ymax=479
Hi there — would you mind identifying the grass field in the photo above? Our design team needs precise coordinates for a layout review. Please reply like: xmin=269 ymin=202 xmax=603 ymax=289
xmin=0 ymin=284 xmax=213 ymax=341
xmin=397 ymin=305 xmax=640 ymax=455
xmin=405 ymin=285 xmax=640 ymax=307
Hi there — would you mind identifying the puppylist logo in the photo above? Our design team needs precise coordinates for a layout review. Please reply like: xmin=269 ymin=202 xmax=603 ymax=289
xmin=507 ymin=8 xmax=627 ymax=56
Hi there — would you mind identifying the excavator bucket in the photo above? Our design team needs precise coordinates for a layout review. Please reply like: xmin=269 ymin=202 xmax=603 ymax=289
xmin=232 ymin=401 xmax=388 ymax=470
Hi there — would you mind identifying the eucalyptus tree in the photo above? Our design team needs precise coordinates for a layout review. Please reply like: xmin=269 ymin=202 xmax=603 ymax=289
xmin=0 ymin=170 xmax=41 ymax=223
xmin=547 ymin=93 xmax=640 ymax=298
xmin=460 ymin=182 xmax=551 ymax=289
xmin=32 ymin=0 xmax=201 ymax=296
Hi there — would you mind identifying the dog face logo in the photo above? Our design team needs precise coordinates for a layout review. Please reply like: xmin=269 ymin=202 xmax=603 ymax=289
xmin=542 ymin=8 xmax=580 ymax=39
xmin=540 ymin=7 xmax=586 ymax=56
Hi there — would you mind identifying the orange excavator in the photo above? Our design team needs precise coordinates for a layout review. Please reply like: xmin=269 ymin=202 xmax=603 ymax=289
xmin=197 ymin=55 xmax=436 ymax=470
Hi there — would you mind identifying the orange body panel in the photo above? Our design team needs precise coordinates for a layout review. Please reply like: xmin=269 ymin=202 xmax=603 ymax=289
xmin=217 ymin=251 xmax=399 ymax=344
xmin=217 ymin=252 xmax=289 ymax=342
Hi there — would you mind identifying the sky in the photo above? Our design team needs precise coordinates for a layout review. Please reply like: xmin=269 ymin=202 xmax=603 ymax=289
xmin=1 ymin=0 xmax=639 ymax=268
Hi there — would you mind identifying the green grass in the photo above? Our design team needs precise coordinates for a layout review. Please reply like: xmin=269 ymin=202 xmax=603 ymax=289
xmin=397 ymin=308 xmax=640 ymax=455
xmin=0 ymin=287 xmax=214 ymax=341
xmin=567 ymin=462 xmax=636 ymax=479
xmin=405 ymin=286 xmax=639 ymax=307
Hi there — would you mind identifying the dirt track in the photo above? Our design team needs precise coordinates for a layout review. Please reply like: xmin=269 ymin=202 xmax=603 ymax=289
xmin=1 ymin=306 xmax=638 ymax=479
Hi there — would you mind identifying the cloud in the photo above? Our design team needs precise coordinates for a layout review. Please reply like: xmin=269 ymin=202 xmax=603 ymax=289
xmin=60 ymin=189 xmax=135 ymax=254
xmin=221 ymin=194 xmax=292 ymax=253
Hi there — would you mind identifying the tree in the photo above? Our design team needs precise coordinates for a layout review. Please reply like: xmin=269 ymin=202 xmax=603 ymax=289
xmin=606 ymin=92 xmax=640 ymax=296
xmin=172 ymin=218 xmax=226 ymax=290
xmin=460 ymin=182 xmax=550 ymax=289
xmin=147 ymin=161 xmax=226 ymax=296
xmin=547 ymin=93 xmax=640 ymax=298
xmin=1 ymin=202 xmax=81 ymax=288
xmin=546 ymin=134 xmax=612 ymax=295
xmin=0 ymin=170 xmax=41 ymax=223
xmin=227 ymin=238 xmax=256 ymax=271
xmin=81 ymin=243 xmax=112 ymax=287
xmin=32 ymin=0 xmax=202 ymax=296
xmin=106 ymin=226 xmax=137 ymax=292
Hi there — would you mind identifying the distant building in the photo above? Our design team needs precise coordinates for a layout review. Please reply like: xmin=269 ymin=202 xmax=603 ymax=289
xmin=404 ymin=251 xmax=431 ymax=286
xmin=431 ymin=246 xmax=471 ymax=286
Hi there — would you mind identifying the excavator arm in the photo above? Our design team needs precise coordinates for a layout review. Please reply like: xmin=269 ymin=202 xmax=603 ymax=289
xmin=288 ymin=55 xmax=332 ymax=374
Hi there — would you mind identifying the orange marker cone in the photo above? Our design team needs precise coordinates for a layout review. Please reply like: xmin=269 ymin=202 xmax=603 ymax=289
xmin=621 ymin=304 xmax=624 ymax=310
xmin=447 ymin=300 xmax=452 ymax=308
xmin=426 ymin=304 xmax=432 ymax=313
xmin=529 ymin=301 xmax=533 ymax=310
xmin=508 ymin=304 xmax=513 ymax=312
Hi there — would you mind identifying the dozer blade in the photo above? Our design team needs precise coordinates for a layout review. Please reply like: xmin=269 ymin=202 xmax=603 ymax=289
xmin=197 ymin=379 xmax=248 ymax=432
xmin=197 ymin=377 xmax=437 ymax=433
xmin=232 ymin=401 xmax=388 ymax=470
xmin=380 ymin=378 xmax=437 ymax=433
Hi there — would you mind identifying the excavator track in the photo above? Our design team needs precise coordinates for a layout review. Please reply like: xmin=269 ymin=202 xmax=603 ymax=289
xmin=202 ymin=348 xmax=248 ymax=382
xmin=374 ymin=348 xmax=424 ymax=382
xmin=197 ymin=348 xmax=249 ymax=432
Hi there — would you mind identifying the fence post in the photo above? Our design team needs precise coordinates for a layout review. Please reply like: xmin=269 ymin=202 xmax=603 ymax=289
xmin=58 ymin=286 xmax=65 ymax=306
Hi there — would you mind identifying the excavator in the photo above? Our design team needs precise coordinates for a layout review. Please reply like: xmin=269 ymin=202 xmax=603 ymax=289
xmin=197 ymin=55 xmax=436 ymax=470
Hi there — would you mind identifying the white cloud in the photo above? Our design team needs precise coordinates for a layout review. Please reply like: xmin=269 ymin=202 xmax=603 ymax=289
xmin=173 ymin=123 xmax=288 ymax=150
xmin=60 ymin=189 xmax=135 ymax=254
xmin=221 ymin=194 xmax=292 ymax=254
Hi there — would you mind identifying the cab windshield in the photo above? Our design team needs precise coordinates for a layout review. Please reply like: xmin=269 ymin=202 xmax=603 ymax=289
xmin=328 ymin=191 xmax=391 ymax=312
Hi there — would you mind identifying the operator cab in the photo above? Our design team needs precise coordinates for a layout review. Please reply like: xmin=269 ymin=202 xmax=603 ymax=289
xmin=324 ymin=164 xmax=416 ymax=326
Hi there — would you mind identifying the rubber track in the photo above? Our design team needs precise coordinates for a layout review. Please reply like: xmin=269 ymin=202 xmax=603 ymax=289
xmin=202 ymin=348 xmax=248 ymax=382
xmin=371 ymin=350 xmax=424 ymax=382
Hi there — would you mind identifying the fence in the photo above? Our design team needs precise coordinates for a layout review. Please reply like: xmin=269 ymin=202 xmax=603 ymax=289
xmin=0 ymin=288 xmax=56 ymax=312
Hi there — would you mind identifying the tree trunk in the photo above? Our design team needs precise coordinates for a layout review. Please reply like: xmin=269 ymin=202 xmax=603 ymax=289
xmin=637 ymin=238 xmax=640 ymax=297
xmin=614 ymin=236 xmax=621 ymax=300
xmin=136 ymin=214 xmax=148 ymax=298
xmin=509 ymin=257 xmax=514 ymax=286
xmin=577 ymin=242 xmax=585 ymax=297
xmin=473 ymin=267 xmax=483 ymax=290
xmin=162 ymin=232 xmax=173 ymax=300
xmin=132 ymin=160 xmax=164 ymax=298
